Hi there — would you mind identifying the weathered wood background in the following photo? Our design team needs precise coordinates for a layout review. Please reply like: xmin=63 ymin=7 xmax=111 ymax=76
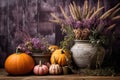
xmin=0 ymin=0 xmax=120 ymax=71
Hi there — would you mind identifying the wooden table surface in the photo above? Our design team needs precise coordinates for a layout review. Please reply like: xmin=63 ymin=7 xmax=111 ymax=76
xmin=0 ymin=69 xmax=120 ymax=80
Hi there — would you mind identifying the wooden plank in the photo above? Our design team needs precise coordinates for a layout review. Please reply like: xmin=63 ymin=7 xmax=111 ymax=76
xmin=0 ymin=75 xmax=120 ymax=80
xmin=0 ymin=69 xmax=120 ymax=80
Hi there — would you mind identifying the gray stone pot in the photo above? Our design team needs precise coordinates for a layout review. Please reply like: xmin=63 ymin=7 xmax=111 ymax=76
xmin=71 ymin=40 xmax=105 ymax=68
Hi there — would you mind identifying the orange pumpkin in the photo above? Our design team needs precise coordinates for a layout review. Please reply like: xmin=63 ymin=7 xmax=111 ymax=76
xmin=5 ymin=50 xmax=35 ymax=75
xmin=50 ymin=49 xmax=70 ymax=66
xmin=48 ymin=45 xmax=59 ymax=53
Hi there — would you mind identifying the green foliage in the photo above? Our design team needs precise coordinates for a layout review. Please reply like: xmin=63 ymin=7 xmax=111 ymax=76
xmin=60 ymin=25 xmax=75 ymax=50
xmin=89 ymin=29 xmax=109 ymax=47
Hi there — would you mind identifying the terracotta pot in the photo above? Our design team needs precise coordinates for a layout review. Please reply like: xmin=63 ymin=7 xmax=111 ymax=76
xmin=32 ymin=53 xmax=51 ymax=64
xmin=71 ymin=40 xmax=105 ymax=68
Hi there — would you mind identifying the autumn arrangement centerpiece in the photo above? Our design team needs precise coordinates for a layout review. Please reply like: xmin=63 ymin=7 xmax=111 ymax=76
xmin=50 ymin=0 xmax=120 ymax=68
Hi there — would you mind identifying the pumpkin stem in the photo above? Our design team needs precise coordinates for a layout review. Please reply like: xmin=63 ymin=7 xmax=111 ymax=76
xmin=16 ymin=47 xmax=20 ymax=54
xmin=61 ymin=50 xmax=64 ymax=54
xmin=39 ymin=60 xmax=42 ymax=67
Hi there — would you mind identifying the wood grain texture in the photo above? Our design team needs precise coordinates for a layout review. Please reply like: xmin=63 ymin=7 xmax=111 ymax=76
xmin=0 ymin=69 xmax=120 ymax=80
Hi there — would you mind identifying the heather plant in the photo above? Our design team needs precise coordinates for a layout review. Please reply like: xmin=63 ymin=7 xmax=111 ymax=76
xmin=50 ymin=0 xmax=120 ymax=48
xmin=17 ymin=31 xmax=50 ymax=54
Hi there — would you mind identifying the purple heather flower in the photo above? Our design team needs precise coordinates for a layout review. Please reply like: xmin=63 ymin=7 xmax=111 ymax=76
xmin=31 ymin=38 xmax=41 ymax=49
xmin=74 ymin=21 xmax=82 ymax=28
xmin=28 ymin=37 xmax=48 ymax=52
xmin=82 ymin=19 xmax=95 ymax=29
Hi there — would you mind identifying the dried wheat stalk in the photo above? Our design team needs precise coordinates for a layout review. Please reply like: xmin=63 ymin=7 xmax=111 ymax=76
xmin=83 ymin=0 xmax=89 ymax=18
xmin=73 ymin=1 xmax=80 ymax=20
xmin=100 ymin=3 xmax=120 ymax=19
xmin=50 ymin=13 xmax=62 ymax=23
xmin=97 ymin=0 xmax=101 ymax=10
xmin=110 ymin=8 xmax=120 ymax=17
xmin=49 ymin=20 xmax=60 ymax=23
xmin=77 ymin=6 xmax=82 ymax=19
xmin=107 ymin=24 xmax=116 ymax=30
xmin=111 ymin=16 xmax=120 ymax=21
xmin=50 ymin=13 xmax=60 ymax=21
xmin=90 ymin=7 xmax=104 ymax=19
xmin=50 ymin=0 xmax=119 ymax=30
xmin=86 ymin=7 xmax=94 ymax=19
xmin=69 ymin=3 xmax=78 ymax=20
xmin=69 ymin=4 xmax=76 ymax=20
xmin=59 ymin=6 xmax=69 ymax=20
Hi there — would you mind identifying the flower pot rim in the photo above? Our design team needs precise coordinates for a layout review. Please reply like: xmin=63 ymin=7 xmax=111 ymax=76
xmin=32 ymin=53 xmax=51 ymax=56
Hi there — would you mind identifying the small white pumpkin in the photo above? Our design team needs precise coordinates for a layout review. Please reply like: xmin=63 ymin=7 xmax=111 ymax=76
xmin=49 ymin=64 xmax=62 ymax=75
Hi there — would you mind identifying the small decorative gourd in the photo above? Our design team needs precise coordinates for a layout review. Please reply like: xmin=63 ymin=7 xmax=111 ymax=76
xmin=4 ymin=48 xmax=35 ymax=75
xmin=49 ymin=64 xmax=62 ymax=75
xmin=33 ymin=61 xmax=49 ymax=75
xmin=49 ymin=57 xmax=62 ymax=75
xmin=50 ymin=49 xmax=70 ymax=66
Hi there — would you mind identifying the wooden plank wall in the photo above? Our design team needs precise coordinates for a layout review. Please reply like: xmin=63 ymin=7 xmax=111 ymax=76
xmin=0 ymin=0 xmax=120 ymax=69
xmin=0 ymin=0 xmax=72 ymax=67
